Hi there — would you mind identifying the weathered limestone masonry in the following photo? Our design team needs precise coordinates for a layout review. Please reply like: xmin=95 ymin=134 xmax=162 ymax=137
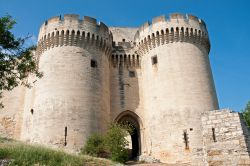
xmin=134 ymin=14 xmax=218 ymax=165
xmin=202 ymin=109 xmax=250 ymax=165
xmin=109 ymin=27 xmax=143 ymax=122
xmin=23 ymin=14 xmax=112 ymax=151
xmin=0 ymin=13 xmax=250 ymax=165
xmin=0 ymin=86 xmax=25 ymax=139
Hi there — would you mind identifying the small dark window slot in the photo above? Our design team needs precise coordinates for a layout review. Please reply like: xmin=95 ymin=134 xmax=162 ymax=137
xmin=212 ymin=128 xmax=216 ymax=142
xmin=30 ymin=109 xmax=34 ymax=115
xmin=151 ymin=55 xmax=158 ymax=65
xmin=129 ymin=71 xmax=135 ymax=77
xmin=91 ymin=59 xmax=97 ymax=68
xmin=183 ymin=130 xmax=189 ymax=149
xmin=64 ymin=126 xmax=67 ymax=146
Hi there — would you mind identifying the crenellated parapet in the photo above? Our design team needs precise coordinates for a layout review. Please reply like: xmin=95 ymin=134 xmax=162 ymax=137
xmin=110 ymin=53 xmax=140 ymax=68
xmin=111 ymin=40 xmax=140 ymax=68
xmin=36 ymin=14 xmax=113 ymax=56
xmin=134 ymin=13 xmax=210 ymax=55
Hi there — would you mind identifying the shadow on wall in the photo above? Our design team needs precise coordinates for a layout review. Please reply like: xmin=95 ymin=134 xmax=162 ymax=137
xmin=239 ymin=114 xmax=250 ymax=154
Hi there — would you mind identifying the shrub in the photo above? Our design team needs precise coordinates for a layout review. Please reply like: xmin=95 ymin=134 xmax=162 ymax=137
xmin=242 ymin=101 xmax=250 ymax=127
xmin=82 ymin=123 xmax=134 ymax=163
xmin=81 ymin=133 xmax=108 ymax=158
xmin=105 ymin=123 xmax=130 ymax=163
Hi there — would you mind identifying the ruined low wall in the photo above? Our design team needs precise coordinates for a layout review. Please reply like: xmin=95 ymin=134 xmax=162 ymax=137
xmin=202 ymin=109 xmax=250 ymax=166
xmin=0 ymin=86 xmax=26 ymax=139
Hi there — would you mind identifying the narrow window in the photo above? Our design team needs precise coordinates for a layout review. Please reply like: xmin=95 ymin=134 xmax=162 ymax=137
xmin=91 ymin=59 xmax=97 ymax=68
xmin=64 ymin=126 xmax=67 ymax=146
xmin=212 ymin=128 xmax=216 ymax=142
xmin=129 ymin=71 xmax=135 ymax=77
xmin=183 ymin=130 xmax=189 ymax=149
xmin=151 ymin=55 xmax=158 ymax=65
xmin=30 ymin=109 xmax=34 ymax=115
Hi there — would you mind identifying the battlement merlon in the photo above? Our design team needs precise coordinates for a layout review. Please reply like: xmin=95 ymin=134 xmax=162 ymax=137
xmin=136 ymin=13 xmax=207 ymax=35
xmin=134 ymin=13 xmax=211 ymax=54
xmin=36 ymin=14 xmax=113 ymax=56
xmin=38 ymin=14 xmax=111 ymax=41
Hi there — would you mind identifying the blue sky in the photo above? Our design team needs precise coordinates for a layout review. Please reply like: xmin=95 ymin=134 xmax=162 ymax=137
xmin=0 ymin=0 xmax=249 ymax=111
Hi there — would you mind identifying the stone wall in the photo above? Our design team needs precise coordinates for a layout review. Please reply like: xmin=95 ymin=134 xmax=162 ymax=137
xmin=1 ymin=13 xmax=249 ymax=165
xmin=202 ymin=109 xmax=250 ymax=166
xmin=109 ymin=27 xmax=143 ymax=120
xmin=0 ymin=86 xmax=26 ymax=139
xmin=109 ymin=27 xmax=146 ymax=154
xmin=135 ymin=13 xmax=218 ymax=164
xmin=19 ymin=15 xmax=112 ymax=152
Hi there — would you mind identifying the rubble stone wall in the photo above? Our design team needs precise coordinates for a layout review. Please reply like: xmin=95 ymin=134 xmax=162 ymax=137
xmin=202 ymin=109 xmax=250 ymax=166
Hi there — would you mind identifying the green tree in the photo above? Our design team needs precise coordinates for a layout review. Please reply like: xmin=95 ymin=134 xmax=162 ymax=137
xmin=81 ymin=133 xmax=107 ymax=157
xmin=0 ymin=15 xmax=42 ymax=107
xmin=82 ymin=123 xmax=133 ymax=163
xmin=242 ymin=101 xmax=250 ymax=127
xmin=105 ymin=123 xmax=133 ymax=163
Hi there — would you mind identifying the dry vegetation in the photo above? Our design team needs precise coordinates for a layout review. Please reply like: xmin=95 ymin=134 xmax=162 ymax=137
xmin=0 ymin=136 xmax=115 ymax=166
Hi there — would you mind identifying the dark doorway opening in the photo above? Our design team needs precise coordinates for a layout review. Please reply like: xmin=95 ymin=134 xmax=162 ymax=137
xmin=130 ymin=123 xmax=139 ymax=159
xmin=116 ymin=111 xmax=141 ymax=160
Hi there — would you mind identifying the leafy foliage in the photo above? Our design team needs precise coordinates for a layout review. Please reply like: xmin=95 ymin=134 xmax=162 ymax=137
xmin=82 ymin=123 xmax=134 ymax=163
xmin=81 ymin=133 xmax=108 ymax=158
xmin=242 ymin=101 xmax=250 ymax=127
xmin=0 ymin=15 xmax=42 ymax=107
xmin=105 ymin=123 xmax=132 ymax=163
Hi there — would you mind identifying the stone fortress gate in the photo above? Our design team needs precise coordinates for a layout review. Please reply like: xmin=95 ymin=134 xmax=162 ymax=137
xmin=1 ymin=13 xmax=250 ymax=165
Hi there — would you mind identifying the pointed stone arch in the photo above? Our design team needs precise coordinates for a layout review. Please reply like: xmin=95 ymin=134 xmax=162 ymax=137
xmin=114 ymin=111 xmax=143 ymax=160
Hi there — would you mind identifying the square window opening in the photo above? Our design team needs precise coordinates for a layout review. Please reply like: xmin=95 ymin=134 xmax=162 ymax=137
xmin=152 ymin=55 xmax=158 ymax=65
xmin=91 ymin=59 xmax=97 ymax=68
xmin=129 ymin=71 xmax=135 ymax=77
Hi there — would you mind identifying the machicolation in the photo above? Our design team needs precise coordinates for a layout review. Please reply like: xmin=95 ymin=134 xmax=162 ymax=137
xmin=1 ymin=13 xmax=250 ymax=165
xmin=37 ymin=14 xmax=113 ymax=57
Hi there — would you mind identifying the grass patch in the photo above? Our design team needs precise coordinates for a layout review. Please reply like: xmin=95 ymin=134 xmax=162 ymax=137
xmin=0 ymin=137 xmax=114 ymax=166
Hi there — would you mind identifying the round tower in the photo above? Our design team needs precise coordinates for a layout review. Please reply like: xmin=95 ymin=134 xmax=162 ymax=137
xmin=135 ymin=14 xmax=219 ymax=163
xmin=21 ymin=14 xmax=112 ymax=151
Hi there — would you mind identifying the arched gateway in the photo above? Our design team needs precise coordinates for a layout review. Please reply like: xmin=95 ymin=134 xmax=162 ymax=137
xmin=115 ymin=111 xmax=142 ymax=160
